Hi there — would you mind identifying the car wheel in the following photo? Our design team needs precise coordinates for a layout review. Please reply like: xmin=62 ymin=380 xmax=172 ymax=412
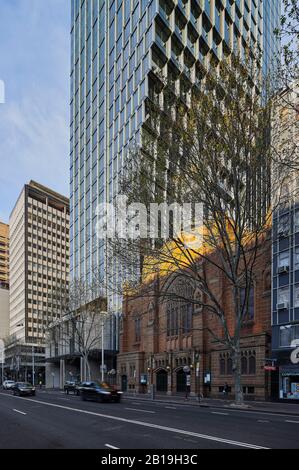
xmin=81 ymin=394 xmax=86 ymax=401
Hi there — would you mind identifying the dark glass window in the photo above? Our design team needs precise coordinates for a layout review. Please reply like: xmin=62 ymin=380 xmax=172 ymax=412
xmin=241 ymin=356 xmax=248 ymax=375
xmin=248 ymin=356 xmax=256 ymax=375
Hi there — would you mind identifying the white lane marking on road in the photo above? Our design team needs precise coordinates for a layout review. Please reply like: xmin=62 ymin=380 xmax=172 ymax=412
xmin=165 ymin=407 xmax=177 ymax=410
xmin=13 ymin=409 xmax=26 ymax=415
xmin=105 ymin=444 xmax=120 ymax=449
xmin=257 ymin=420 xmax=269 ymax=423
xmin=0 ymin=393 xmax=269 ymax=449
xmin=211 ymin=412 xmax=229 ymax=416
xmin=220 ymin=407 xmax=297 ymax=419
xmin=125 ymin=408 xmax=156 ymax=414
xmin=285 ymin=420 xmax=299 ymax=424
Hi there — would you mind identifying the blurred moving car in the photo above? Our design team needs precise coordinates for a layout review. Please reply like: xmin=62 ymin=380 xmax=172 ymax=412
xmin=80 ymin=381 xmax=122 ymax=403
xmin=3 ymin=380 xmax=15 ymax=390
xmin=12 ymin=382 xmax=35 ymax=396
xmin=64 ymin=381 xmax=80 ymax=395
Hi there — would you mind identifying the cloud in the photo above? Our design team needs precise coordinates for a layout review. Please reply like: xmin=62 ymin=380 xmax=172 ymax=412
xmin=0 ymin=0 xmax=70 ymax=222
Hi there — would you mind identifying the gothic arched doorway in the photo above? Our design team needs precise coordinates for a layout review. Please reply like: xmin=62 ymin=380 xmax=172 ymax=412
xmin=176 ymin=368 xmax=186 ymax=393
xmin=156 ymin=369 xmax=167 ymax=392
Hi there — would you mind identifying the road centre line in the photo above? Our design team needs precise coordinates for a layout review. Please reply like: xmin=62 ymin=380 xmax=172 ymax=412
xmin=13 ymin=409 xmax=26 ymax=415
xmin=105 ymin=444 xmax=120 ymax=449
xmin=125 ymin=408 xmax=156 ymax=414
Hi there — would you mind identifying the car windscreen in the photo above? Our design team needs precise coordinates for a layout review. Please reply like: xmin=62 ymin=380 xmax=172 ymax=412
xmin=17 ymin=383 xmax=31 ymax=387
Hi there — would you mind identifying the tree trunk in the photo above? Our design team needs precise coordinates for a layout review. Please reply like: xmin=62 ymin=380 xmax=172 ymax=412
xmin=83 ymin=355 xmax=91 ymax=382
xmin=86 ymin=357 xmax=91 ymax=382
xmin=232 ymin=345 xmax=243 ymax=405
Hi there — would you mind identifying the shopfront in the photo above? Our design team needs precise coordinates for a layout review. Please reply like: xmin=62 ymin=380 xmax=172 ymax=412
xmin=280 ymin=365 xmax=299 ymax=400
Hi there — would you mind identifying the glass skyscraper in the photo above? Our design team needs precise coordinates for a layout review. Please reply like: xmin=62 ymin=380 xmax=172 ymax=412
xmin=70 ymin=0 xmax=280 ymax=348
xmin=262 ymin=0 xmax=280 ymax=78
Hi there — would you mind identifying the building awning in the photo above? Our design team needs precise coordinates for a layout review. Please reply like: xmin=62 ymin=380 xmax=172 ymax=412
xmin=280 ymin=366 xmax=299 ymax=376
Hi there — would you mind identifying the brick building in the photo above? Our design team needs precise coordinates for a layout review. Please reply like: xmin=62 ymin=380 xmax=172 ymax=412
xmin=118 ymin=237 xmax=272 ymax=401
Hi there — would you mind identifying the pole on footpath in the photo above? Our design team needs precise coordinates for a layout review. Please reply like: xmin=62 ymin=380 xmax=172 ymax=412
xmin=32 ymin=345 xmax=35 ymax=386
xmin=151 ymin=383 xmax=156 ymax=400
xmin=101 ymin=319 xmax=104 ymax=382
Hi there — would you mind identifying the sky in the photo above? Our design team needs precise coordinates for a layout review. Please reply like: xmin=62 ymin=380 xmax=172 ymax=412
xmin=0 ymin=0 xmax=70 ymax=223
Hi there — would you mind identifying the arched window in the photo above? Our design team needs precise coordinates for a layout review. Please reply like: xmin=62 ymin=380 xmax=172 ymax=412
xmin=241 ymin=356 xmax=248 ymax=375
xmin=220 ymin=357 xmax=225 ymax=375
xmin=227 ymin=357 xmax=233 ymax=375
xmin=248 ymin=356 xmax=256 ymax=375
xmin=148 ymin=303 xmax=154 ymax=324
xmin=166 ymin=278 xmax=194 ymax=336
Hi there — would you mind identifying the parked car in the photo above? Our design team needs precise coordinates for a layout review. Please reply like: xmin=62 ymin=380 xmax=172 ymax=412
xmin=3 ymin=380 xmax=15 ymax=390
xmin=64 ymin=381 xmax=80 ymax=395
xmin=12 ymin=382 xmax=35 ymax=396
xmin=80 ymin=381 xmax=123 ymax=403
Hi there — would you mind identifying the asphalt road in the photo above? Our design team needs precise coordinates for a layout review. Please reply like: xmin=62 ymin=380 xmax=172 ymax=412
xmin=0 ymin=390 xmax=298 ymax=449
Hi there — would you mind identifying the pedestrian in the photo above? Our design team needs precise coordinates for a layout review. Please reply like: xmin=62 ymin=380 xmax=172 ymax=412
xmin=185 ymin=374 xmax=191 ymax=400
xmin=39 ymin=380 xmax=42 ymax=390
xmin=223 ymin=382 xmax=229 ymax=397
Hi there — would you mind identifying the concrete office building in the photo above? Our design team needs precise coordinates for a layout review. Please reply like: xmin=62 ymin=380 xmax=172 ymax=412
xmin=271 ymin=83 xmax=299 ymax=401
xmin=6 ymin=181 xmax=69 ymax=384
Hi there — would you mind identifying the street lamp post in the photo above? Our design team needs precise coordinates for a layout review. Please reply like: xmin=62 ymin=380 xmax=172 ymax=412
xmin=32 ymin=345 xmax=35 ymax=386
xmin=101 ymin=317 xmax=104 ymax=382
xmin=100 ymin=311 xmax=109 ymax=382
xmin=0 ymin=340 xmax=4 ymax=386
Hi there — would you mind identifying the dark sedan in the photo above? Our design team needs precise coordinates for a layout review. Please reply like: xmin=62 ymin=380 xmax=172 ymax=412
xmin=12 ymin=382 xmax=36 ymax=396
xmin=80 ymin=381 xmax=122 ymax=403
xmin=64 ymin=381 xmax=80 ymax=395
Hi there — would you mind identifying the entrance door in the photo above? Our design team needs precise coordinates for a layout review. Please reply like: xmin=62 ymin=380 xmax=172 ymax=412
xmin=176 ymin=369 xmax=186 ymax=392
xmin=121 ymin=375 xmax=127 ymax=392
xmin=156 ymin=370 xmax=167 ymax=392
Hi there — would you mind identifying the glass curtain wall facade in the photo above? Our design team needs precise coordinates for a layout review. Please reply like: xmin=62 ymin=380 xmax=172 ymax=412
xmin=262 ymin=0 xmax=280 ymax=78
xmin=70 ymin=0 xmax=271 ymax=349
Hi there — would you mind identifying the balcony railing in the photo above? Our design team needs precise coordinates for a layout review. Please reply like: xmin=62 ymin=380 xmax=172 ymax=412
xmin=212 ymin=43 xmax=220 ymax=61
xmin=170 ymin=51 xmax=183 ymax=72
xmin=174 ymin=24 xmax=183 ymax=40
xmin=186 ymin=39 xmax=195 ymax=55
xmin=155 ymin=35 xmax=167 ymax=55
xmin=190 ymin=12 xmax=199 ymax=31
xmin=177 ymin=0 xmax=187 ymax=17
xmin=224 ymin=26 xmax=231 ymax=47
xmin=215 ymin=12 xmax=221 ymax=32
xmin=158 ymin=6 xmax=171 ymax=31
xmin=202 ymin=0 xmax=210 ymax=19
xmin=183 ymin=65 xmax=192 ymax=80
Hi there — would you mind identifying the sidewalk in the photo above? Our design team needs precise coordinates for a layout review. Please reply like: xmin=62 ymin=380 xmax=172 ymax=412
xmin=123 ymin=392 xmax=299 ymax=416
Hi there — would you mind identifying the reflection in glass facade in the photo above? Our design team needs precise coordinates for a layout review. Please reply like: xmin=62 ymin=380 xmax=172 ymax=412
xmin=262 ymin=0 xmax=280 ymax=78
xmin=70 ymin=1 xmax=279 ymax=349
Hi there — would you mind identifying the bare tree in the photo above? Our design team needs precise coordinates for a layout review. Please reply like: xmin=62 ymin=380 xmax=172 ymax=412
xmin=47 ymin=276 xmax=107 ymax=382
xmin=273 ymin=1 xmax=298 ymax=103
xmin=109 ymin=55 xmax=295 ymax=405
